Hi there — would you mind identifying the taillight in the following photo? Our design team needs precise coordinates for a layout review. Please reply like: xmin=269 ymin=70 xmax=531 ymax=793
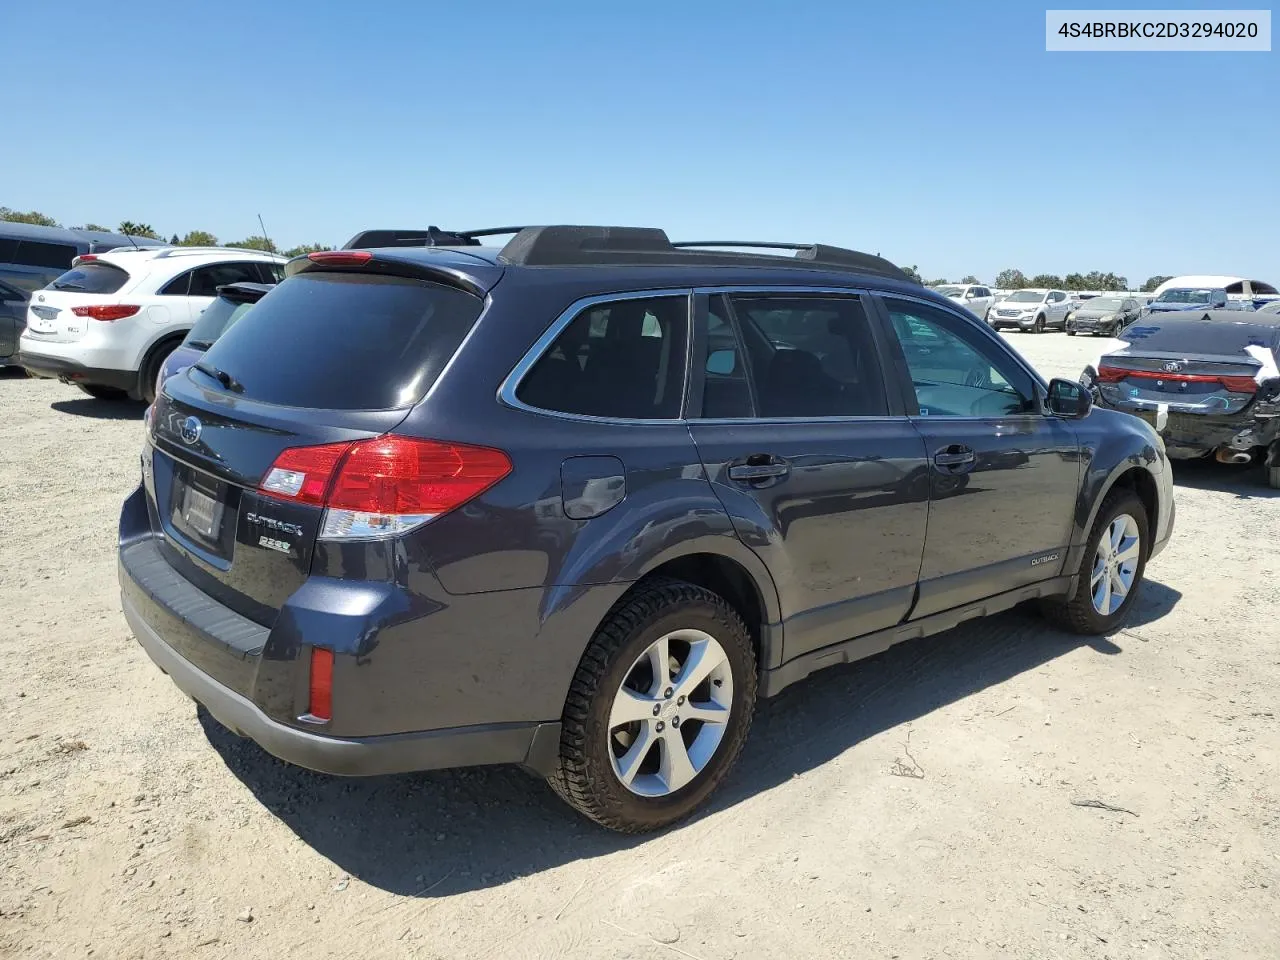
xmin=258 ymin=436 xmax=511 ymax=540
xmin=306 ymin=251 xmax=373 ymax=266
xmin=260 ymin=441 xmax=353 ymax=506
xmin=1096 ymin=365 xmax=1257 ymax=394
xmin=308 ymin=647 xmax=334 ymax=722
xmin=72 ymin=254 xmax=98 ymax=265
xmin=71 ymin=304 xmax=140 ymax=321
xmin=1220 ymin=376 xmax=1259 ymax=394
xmin=1096 ymin=365 xmax=1126 ymax=382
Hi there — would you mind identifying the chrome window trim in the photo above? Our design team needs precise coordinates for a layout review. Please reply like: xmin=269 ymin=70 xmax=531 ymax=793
xmin=876 ymin=289 xmax=1049 ymax=392
xmin=497 ymin=288 xmax=695 ymax=425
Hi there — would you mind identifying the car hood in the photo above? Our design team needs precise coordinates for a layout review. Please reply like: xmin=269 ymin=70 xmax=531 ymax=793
xmin=1072 ymin=308 xmax=1117 ymax=320
xmin=995 ymin=301 xmax=1039 ymax=311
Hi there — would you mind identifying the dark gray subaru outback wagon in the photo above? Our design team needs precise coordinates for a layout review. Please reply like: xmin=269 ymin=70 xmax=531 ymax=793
xmin=119 ymin=225 xmax=1175 ymax=832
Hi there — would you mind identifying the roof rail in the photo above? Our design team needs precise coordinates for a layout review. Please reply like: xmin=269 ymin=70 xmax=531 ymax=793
xmin=494 ymin=226 xmax=914 ymax=281
xmin=152 ymin=246 xmax=284 ymax=259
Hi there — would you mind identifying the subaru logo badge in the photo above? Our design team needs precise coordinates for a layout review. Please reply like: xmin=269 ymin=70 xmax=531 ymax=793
xmin=1162 ymin=360 xmax=1182 ymax=373
xmin=179 ymin=416 xmax=202 ymax=445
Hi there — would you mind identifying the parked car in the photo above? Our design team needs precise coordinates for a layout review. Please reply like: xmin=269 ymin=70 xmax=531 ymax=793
xmin=935 ymin=283 xmax=996 ymax=321
xmin=120 ymin=226 xmax=1174 ymax=833
xmin=988 ymin=288 xmax=1072 ymax=332
xmin=1149 ymin=275 xmax=1278 ymax=312
xmin=1257 ymin=300 xmax=1280 ymax=315
xmin=155 ymin=281 xmax=274 ymax=395
xmin=18 ymin=246 xmax=285 ymax=403
xmin=1066 ymin=296 xmax=1144 ymax=337
xmin=0 ymin=278 xmax=30 ymax=367
xmin=1080 ymin=311 xmax=1280 ymax=485
xmin=0 ymin=221 xmax=165 ymax=292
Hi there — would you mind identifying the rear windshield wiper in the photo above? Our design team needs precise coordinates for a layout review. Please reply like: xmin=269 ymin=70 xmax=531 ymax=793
xmin=52 ymin=281 xmax=86 ymax=290
xmin=185 ymin=339 xmax=213 ymax=350
xmin=193 ymin=361 xmax=243 ymax=393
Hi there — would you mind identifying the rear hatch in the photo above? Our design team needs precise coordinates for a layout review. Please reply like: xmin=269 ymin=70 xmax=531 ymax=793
xmin=1096 ymin=317 xmax=1279 ymax=416
xmin=24 ymin=259 xmax=132 ymax=342
xmin=144 ymin=258 xmax=495 ymax=626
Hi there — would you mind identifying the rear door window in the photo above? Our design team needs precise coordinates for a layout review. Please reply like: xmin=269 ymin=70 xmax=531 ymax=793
xmin=198 ymin=272 xmax=485 ymax=410
xmin=727 ymin=294 xmax=889 ymax=417
xmin=189 ymin=262 xmax=268 ymax=297
xmin=515 ymin=294 xmax=689 ymax=419
xmin=48 ymin=262 xmax=130 ymax=294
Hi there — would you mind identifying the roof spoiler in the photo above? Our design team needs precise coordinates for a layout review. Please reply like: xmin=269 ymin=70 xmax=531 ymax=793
xmin=341 ymin=226 xmax=527 ymax=250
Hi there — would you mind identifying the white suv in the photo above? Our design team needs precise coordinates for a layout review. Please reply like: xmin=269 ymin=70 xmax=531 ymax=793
xmin=935 ymin=283 xmax=996 ymax=321
xmin=19 ymin=247 xmax=286 ymax=402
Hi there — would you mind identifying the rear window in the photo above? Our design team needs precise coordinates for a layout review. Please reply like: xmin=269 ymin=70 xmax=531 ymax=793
xmin=198 ymin=272 xmax=484 ymax=409
xmin=1123 ymin=318 xmax=1280 ymax=357
xmin=48 ymin=262 xmax=130 ymax=294
xmin=186 ymin=296 xmax=257 ymax=347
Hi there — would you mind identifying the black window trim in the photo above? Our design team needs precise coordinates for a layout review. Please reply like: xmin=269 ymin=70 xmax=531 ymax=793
xmin=869 ymin=291 xmax=1051 ymax=421
xmin=498 ymin=288 xmax=696 ymax=424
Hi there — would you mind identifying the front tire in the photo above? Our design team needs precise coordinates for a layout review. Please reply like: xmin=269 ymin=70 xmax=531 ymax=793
xmin=549 ymin=578 xmax=757 ymax=833
xmin=1034 ymin=314 xmax=1046 ymax=333
xmin=1041 ymin=489 xmax=1149 ymax=634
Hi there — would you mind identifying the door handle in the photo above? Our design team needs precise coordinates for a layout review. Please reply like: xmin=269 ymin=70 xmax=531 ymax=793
xmin=728 ymin=460 xmax=790 ymax=482
xmin=933 ymin=448 xmax=976 ymax=468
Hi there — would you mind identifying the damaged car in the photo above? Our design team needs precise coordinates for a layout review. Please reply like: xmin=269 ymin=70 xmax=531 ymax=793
xmin=1080 ymin=311 xmax=1280 ymax=487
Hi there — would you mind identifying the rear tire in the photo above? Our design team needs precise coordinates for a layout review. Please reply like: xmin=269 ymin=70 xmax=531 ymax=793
xmin=77 ymin=384 xmax=129 ymax=400
xmin=1041 ymin=489 xmax=1149 ymax=635
xmin=1268 ymin=466 xmax=1280 ymax=490
xmin=1066 ymin=330 xmax=1076 ymax=337
xmin=549 ymin=578 xmax=757 ymax=833
xmin=140 ymin=341 xmax=179 ymax=405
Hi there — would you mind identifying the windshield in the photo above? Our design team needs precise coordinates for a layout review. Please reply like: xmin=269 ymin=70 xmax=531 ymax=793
xmin=1084 ymin=298 xmax=1124 ymax=311
xmin=1259 ymin=300 xmax=1280 ymax=314
xmin=936 ymin=286 xmax=964 ymax=297
xmin=1156 ymin=288 xmax=1220 ymax=304
xmin=1007 ymin=291 xmax=1043 ymax=303
xmin=186 ymin=296 xmax=259 ymax=347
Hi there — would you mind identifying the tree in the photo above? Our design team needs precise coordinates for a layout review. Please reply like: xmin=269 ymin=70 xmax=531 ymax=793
xmin=169 ymin=234 xmax=180 ymax=245
xmin=994 ymin=269 xmax=1027 ymax=289
xmin=1142 ymin=275 xmax=1173 ymax=293
xmin=118 ymin=221 xmax=161 ymax=239
xmin=960 ymin=275 xmax=981 ymax=285
xmin=1030 ymin=274 xmax=1062 ymax=287
xmin=179 ymin=230 xmax=219 ymax=247
xmin=282 ymin=242 xmax=332 ymax=258
xmin=0 ymin=207 xmax=60 ymax=227
xmin=900 ymin=264 xmax=923 ymax=284
xmin=926 ymin=277 xmax=949 ymax=287
xmin=225 ymin=235 xmax=278 ymax=253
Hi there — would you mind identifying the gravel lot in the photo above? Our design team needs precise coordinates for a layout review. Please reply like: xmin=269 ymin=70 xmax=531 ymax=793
xmin=2 ymin=332 xmax=1277 ymax=960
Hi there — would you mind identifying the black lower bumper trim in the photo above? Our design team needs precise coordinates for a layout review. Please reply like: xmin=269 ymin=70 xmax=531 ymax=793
xmin=17 ymin=352 xmax=137 ymax=392
xmin=123 ymin=593 xmax=561 ymax=777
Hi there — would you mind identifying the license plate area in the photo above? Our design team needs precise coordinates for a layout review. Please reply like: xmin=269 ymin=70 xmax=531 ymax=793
xmin=169 ymin=463 xmax=238 ymax=559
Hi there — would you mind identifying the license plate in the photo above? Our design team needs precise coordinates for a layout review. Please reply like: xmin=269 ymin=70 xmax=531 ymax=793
xmin=28 ymin=315 xmax=57 ymax=333
xmin=181 ymin=485 xmax=222 ymax=539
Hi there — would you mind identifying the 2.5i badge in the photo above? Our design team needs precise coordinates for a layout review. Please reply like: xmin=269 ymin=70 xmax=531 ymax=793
xmin=258 ymin=536 xmax=292 ymax=554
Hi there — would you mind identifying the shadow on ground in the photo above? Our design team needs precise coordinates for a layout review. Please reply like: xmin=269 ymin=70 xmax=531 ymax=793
xmin=50 ymin=397 xmax=146 ymax=420
xmin=1171 ymin=457 xmax=1279 ymax=499
xmin=201 ymin=578 xmax=1181 ymax=898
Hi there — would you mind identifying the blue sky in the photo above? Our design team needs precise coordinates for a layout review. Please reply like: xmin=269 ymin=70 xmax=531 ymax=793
xmin=4 ymin=1 xmax=1276 ymax=285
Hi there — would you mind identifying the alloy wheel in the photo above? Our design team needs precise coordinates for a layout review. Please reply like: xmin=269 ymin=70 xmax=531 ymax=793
xmin=1090 ymin=513 xmax=1141 ymax=615
xmin=607 ymin=629 xmax=733 ymax=797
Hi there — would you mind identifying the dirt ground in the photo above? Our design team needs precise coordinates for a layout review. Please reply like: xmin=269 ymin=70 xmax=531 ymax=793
xmin=2 ymin=332 xmax=1277 ymax=960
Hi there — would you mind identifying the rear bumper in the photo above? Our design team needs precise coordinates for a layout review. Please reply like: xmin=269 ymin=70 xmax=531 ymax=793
xmin=1097 ymin=401 xmax=1280 ymax=459
xmin=123 ymin=588 xmax=558 ymax=776
xmin=17 ymin=350 xmax=137 ymax=392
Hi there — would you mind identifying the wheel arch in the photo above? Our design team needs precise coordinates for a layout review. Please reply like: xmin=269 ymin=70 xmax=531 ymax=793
xmin=136 ymin=328 xmax=189 ymax=390
xmin=1066 ymin=461 xmax=1161 ymax=599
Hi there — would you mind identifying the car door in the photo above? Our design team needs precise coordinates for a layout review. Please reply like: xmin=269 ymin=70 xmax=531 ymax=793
xmin=0 ymin=279 xmax=26 ymax=359
xmin=875 ymin=294 xmax=1082 ymax=617
xmin=1120 ymin=298 xmax=1140 ymax=328
xmin=687 ymin=290 xmax=930 ymax=660
xmin=1047 ymin=291 xmax=1068 ymax=325
xmin=976 ymin=287 xmax=994 ymax=318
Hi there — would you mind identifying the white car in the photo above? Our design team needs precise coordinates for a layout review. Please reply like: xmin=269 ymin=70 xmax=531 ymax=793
xmin=987 ymin=288 xmax=1071 ymax=333
xmin=18 ymin=247 xmax=286 ymax=402
xmin=935 ymin=283 xmax=996 ymax=321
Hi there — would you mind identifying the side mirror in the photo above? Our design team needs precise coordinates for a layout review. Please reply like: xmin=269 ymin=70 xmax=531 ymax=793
xmin=706 ymin=349 xmax=737 ymax=376
xmin=1047 ymin=377 xmax=1092 ymax=419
